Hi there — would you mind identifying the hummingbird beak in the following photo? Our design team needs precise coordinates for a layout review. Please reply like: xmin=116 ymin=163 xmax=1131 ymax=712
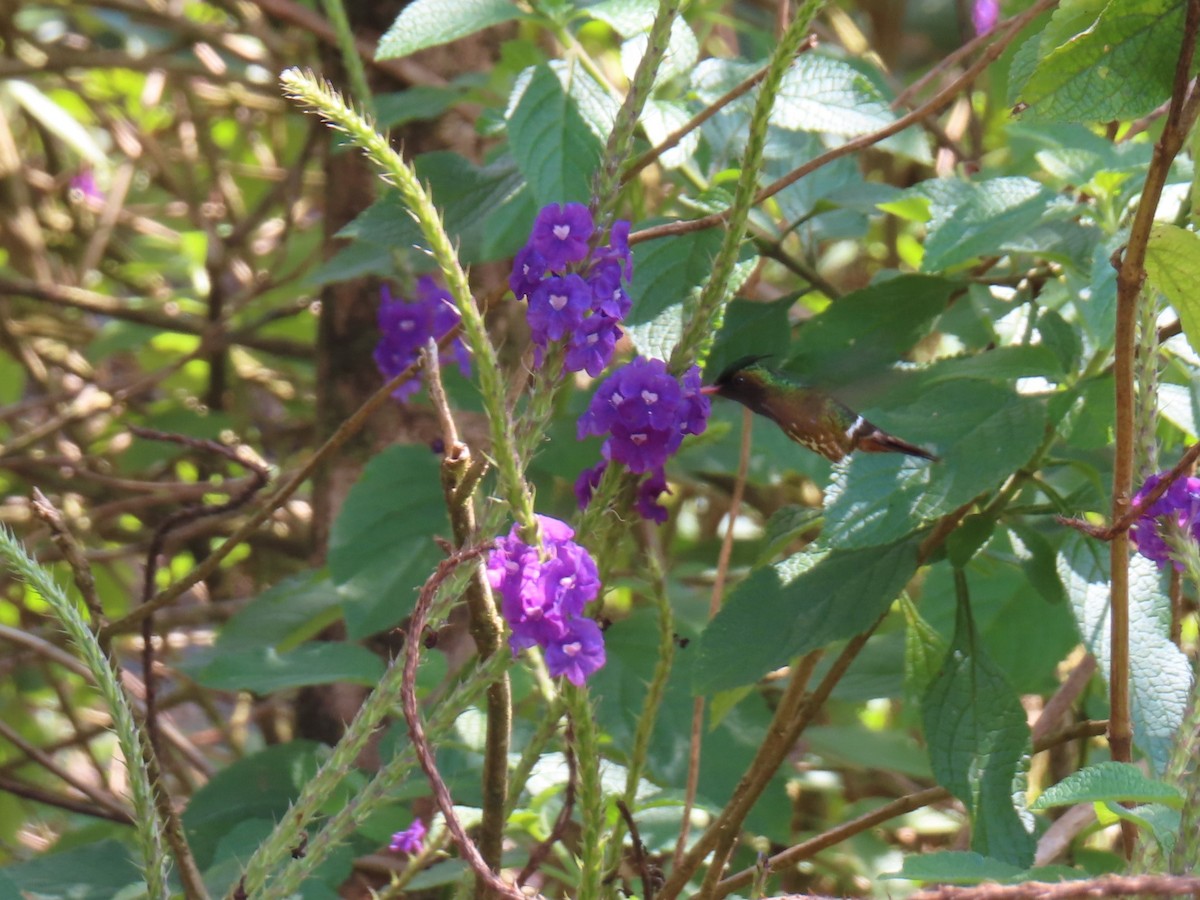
xmin=700 ymin=384 xmax=720 ymax=396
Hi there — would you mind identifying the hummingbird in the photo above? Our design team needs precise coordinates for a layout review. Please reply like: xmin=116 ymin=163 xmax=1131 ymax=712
xmin=701 ymin=356 xmax=939 ymax=463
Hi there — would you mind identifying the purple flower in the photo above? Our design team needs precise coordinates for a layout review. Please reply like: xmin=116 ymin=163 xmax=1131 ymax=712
xmin=389 ymin=818 xmax=426 ymax=855
xmin=1131 ymin=472 xmax=1200 ymax=570
xmin=565 ymin=314 xmax=621 ymax=377
xmin=575 ymin=462 xmax=607 ymax=509
xmin=528 ymin=274 xmax=591 ymax=344
xmin=373 ymin=279 xmax=471 ymax=402
xmin=487 ymin=515 xmax=605 ymax=679
xmin=596 ymin=219 xmax=634 ymax=282
xmin=588 ymin=259 xmax=632 ymax=319
xmin=578 ymin=358 xmax=709 ymax=473
xmin=510 ymin=244 xmax=547 ymax=301
xmin=544 ymin=617 xmax=607 ymax=686
xmin=635 ymin=467 xmax=671 ymax=524
xmin=971 ymin=0 xmax=999 ymax=34
xmin=69 ymin=169 xmax=104 ymax=204
xmin=531 ymin=203 xmax=593 ymax=270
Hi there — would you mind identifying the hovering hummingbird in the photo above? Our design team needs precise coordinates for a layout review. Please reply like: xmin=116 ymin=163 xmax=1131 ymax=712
xmin=701 ymin=356 xmax=939 ymax=463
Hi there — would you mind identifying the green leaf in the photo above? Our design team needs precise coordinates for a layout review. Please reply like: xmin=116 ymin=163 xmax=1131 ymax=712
xmin=0 ymin=839 xmax=140 ymax=900
xmin=626 ymin=227 xmax=724 ymax=325
xmin=1031 ymin=761 xmax=1184 ymax=809
xmin=214 ymin=570 xmax=342 ymax=653
xmin=334 ymin=152 xmax=530 ymax=272
xmin=1013 ymin=0 xmax=1185 ymax=123
xmin=586 ymin=0 xmax=700 ymax=85
xmin=1056 ymin=534 xmax=1194 ymax=773
xmin=1101 ymin=802 xmax=1181 ymax=853
xmin=376 ymin=0 xmax=522 ymax=60
xmin=885 ymin=850 xmax=1025 ymax=884
xmin=695 ymin=535 xmax=921 ymax=693
xmin=916 ymin=177 xmax=1063 ymax=272
xmin=189 ymin=642 xmax=384 ymax=693
xmin=786 ymin=274 xmax=955 ymax=386
xmin=183 ymin=741 xmax=324 ymax=869
xmin=1146 ymin=223 xmax=1200 ymax=358
xmin=902 ymin=594 xmax=947 ymax=700
xmin=922 ymin=596 xmax=1035 ymax=866
xmin=806 ymin=724 xmax=932 ymax=779
xmin=624 ymin=232 xmax=755 ymax=360
xmin=329 ymin=445 xmax=449 ymax=639
xmin=822 ymin=381 xmax=1046 ymax=549
xmin=774 ymin=55 xmax=930 ymax=162
xmin=704 ymin=297 xmax=794 ymax=379
xmin=506 ymin=63 xmax=607 ymax=204
xmin=374 ymin=81 xmax=476 ymax=129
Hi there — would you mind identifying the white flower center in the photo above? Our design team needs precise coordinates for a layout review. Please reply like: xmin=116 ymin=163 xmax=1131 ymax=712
xmin=642 ymin=390 xmax=658 ymax=404
xmin=400 ymin=321 xmax=415 ymax=331
xmin=563 ymin=641 xmax=582 ymax=657
xmin=611 ymin=394 xmax=624 ymax=406
xmin=630 ymin=433 xmax=648 ymax=445
xmin=586 ymin=333 xmax=598 ymax=345
xmin=549 ymin=293 xmax=568 ymax=311
xmin=553 ymin=224 xmax=571 ymax=240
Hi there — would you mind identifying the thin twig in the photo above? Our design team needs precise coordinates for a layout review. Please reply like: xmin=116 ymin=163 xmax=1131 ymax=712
xmin=673 ymin=406 xmax=753 ymax=870
xmin=517 ymin=727 xmax=577 ymax=886
xmin=397 ymin=543 xmax=524 ymax=900
xmin=1058 ymin=440 xmax=1200 ymax=540
xmin=629 ymin=0 xmax=1058 ymax=248
xmin=29 ymin=489 xmax=103 ymax=623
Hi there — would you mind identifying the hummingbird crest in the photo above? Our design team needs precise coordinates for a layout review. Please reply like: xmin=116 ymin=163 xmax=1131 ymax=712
xmin=704 ymin=357 xmax=939 ymax=463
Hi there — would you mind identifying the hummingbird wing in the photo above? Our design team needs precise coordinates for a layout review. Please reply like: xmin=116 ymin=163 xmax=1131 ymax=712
xmin=758 ymin=390 xmax=856 ymax=462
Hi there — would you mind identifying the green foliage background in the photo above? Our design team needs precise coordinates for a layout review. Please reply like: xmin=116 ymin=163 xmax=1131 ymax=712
xmin=1 ymin=0 xmax=1199 ymax=897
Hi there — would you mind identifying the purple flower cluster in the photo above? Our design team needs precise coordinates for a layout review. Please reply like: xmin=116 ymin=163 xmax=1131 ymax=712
xmin=575 ymin=358 xmax=710 ymax=523
xmin=389 ymin=818 xmax=426 ymax=855
xmin=1131 ymin=471 xmax=1200 ymax=570
xmin=487 ymin=515 xmax=606 ymax=685
xmin=374 ymin=277 xmax=471 ymax=402
xmin=510 ymin=203 xmax=632 ymax=377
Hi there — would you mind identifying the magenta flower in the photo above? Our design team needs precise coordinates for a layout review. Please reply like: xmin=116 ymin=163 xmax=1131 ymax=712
xmin=389 ymin=818 xmax=426 ymax=855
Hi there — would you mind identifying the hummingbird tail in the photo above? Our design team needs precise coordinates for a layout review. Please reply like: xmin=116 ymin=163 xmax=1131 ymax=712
xmin=858 ymin=429 xmax=940 ymax=462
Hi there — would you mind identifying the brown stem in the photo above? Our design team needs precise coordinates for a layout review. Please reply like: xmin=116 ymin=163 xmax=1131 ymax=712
xmin=1107 ymin=0 xmax=1200 ymax=815
xmin=422 ymin=339 xmax=511 ymax=883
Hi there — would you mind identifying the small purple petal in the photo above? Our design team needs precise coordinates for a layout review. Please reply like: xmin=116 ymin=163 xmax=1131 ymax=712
xmin=389 ymin=819 xmax=426 ymax=855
